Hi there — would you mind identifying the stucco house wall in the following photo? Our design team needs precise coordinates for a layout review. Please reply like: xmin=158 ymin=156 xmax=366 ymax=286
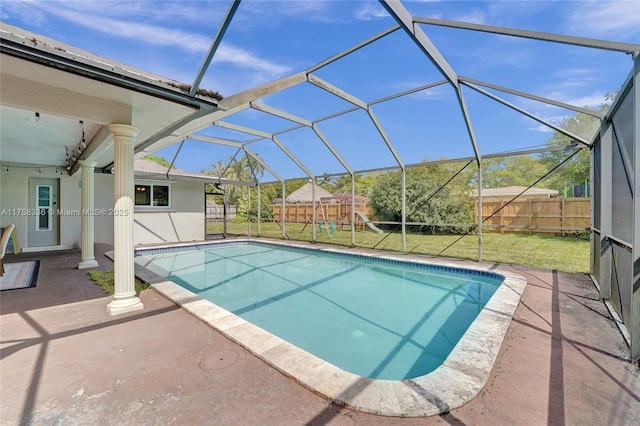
xmin=94 ymin=173 xmax=205 ymax=246
xmin=0 ymin=165 xmax=81 ymax=251
xmin=132 ymin=179 xmax=205 ymax=245
xmin=1 ymin=168 xmax=205 ymax=252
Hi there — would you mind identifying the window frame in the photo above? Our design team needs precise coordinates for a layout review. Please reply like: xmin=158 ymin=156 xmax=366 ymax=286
xmin=134 ymin=180 xmax=172 ymax=209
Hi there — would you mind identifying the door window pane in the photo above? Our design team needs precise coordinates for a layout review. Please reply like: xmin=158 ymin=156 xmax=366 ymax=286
xmin=37 ymin=186 xmax=50 ymax=208
xmin=38 ymin=209 xmax=49 ymax=230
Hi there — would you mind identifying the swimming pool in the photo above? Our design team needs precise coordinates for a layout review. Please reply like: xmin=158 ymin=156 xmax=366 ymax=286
xmin=136 ymin=241 xmax=502 ymax=380
xmin=134 ymin=239 xmax=526 ymax=416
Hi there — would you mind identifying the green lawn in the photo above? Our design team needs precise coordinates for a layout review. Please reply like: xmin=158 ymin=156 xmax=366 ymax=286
xmin=207 ymin=221 xmax=590 ymax=273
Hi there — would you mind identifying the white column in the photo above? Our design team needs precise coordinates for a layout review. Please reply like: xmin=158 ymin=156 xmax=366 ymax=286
xmin=78 ymin=160 xmax=99 ymax=269
xmin=107 ymin=124 xmax=143 ymax=316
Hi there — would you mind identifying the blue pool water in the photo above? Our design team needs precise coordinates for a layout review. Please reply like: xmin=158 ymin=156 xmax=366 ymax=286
xmin=136 ymin=242 xmax=503 ymax=380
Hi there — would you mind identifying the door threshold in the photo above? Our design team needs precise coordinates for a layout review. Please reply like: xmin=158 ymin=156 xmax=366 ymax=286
xmin=22 ymin=245 xmax=65 ymax=253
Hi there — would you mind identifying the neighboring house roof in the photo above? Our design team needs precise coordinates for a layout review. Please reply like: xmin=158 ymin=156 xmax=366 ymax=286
xmin=285 ymin=182 xmax=334 ymax=203
xmin=470 ymin=186 xmax=559 ymax=198
xmin=133 ymin=159 xmax=254 ymax=186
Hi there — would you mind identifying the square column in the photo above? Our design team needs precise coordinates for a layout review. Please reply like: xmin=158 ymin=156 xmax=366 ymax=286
xmin=107 ymin=124 xmax=143 ymax=316
xmin=78 ymin=160 xmax=99 ymax=269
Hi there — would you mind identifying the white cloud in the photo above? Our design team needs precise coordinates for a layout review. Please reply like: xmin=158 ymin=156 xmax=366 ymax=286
xmin=528 ymin=124 xmax=554 ymax=133
xmin=1 ymin=0 xmax=47 ymax=27
xmin=241 ymin=0 xmax=338 ymax=24
xmin=566 ymin=1 xmax=640 ymax=37
xmin=451 ymin=10 xmax=488 ymax=25
xmin=354 ymin=3 xmax=388 ymax=21
xmin=21 ymin=1 xmax=290 ymax=78
xmin=558 ymin=93 xmax=608 ymax=109
xmin=407 ymin=84 xmax=451 ymax=101
xmin=216 ymin=45 xmax=290 ymax=76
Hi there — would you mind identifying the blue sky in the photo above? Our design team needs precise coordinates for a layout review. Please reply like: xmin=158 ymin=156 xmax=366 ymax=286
xmin=2 ymin=0 xmax=639 ymax=181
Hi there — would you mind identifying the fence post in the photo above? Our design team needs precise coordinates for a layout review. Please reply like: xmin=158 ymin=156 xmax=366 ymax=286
xmin=561 ymin=197 xmax=565 ymax=236
xmin=528 ymin=199 xmax=533 ymax=234
xmin=499 ymin=199 xmax=505 ymax=234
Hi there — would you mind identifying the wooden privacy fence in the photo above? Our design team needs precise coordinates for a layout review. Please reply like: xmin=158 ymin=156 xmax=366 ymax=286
xmin=272 ymin=202 xmax=372 ymax=224
xmin=475 ymin=197 xmax=590 ymax=234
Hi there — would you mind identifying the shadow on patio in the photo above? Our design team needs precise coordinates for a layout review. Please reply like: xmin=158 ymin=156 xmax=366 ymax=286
xmin=1 ymin=244 xmax=638 ymax=425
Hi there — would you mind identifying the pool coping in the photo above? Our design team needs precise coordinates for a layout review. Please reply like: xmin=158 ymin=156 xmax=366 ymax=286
xmin=131 ymin=238 xmax=527 ymax=417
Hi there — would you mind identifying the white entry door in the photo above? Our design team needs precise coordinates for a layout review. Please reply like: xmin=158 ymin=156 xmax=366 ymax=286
xmin=28 ymin=178 xmax=60 ymax=247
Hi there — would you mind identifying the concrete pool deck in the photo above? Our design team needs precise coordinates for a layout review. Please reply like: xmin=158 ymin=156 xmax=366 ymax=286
xmin=133 ymin=239 xmax=528 ymax=417
xmin=1 ymin=241 xmax=639 ymax=425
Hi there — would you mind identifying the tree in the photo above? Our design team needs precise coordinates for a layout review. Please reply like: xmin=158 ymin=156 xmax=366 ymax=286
xmin=142 ymin=153 xmax=171 ymax=168
xmin=333 ymin=173 xmax=377 ymax=196
xmin=481 ymin=155 xmax=548 ymax=188
xmin=369 ymin=162 xmax=473 ymax=234
xmin=541 ymin=92 xmax=615 ymax=194
xmin=202 ymin=154 xmax=265 ymax=219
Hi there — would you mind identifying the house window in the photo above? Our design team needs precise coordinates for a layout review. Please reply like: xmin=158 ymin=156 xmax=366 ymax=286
xmin=135 ymin=183 xmax=170 ymax=207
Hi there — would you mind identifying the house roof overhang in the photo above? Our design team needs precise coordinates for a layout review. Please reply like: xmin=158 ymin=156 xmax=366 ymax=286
xmin=0 ymin=22 xmax=220 ymax=172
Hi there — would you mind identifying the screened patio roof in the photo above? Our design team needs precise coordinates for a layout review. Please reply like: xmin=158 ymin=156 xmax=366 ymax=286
xmin=1 ymin=1 xmax=639 ymax=185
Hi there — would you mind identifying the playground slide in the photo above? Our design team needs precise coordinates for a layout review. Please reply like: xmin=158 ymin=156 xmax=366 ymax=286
xmin=354 ymin=211 xmax=384 ymax=233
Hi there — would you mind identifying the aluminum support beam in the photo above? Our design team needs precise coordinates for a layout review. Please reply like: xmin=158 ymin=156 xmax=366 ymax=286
xmin=631 ymin=54 xmax=640 ymax=362
xmin=273 ymin=124 xmax=306 ymax=136
xmin=379 ymin=0 xmax=458 ymax=85
xmin=261 ymin=143 xmax=580 ymax=184
xmin=379 ymin=0 xmax=482 ymax=171
xmin=414 ymin=17 xmax=640 ymax=55
xmin=368 ymin=107 xmax=404 ymax=168
xmin=307 ymin=74 xmax=368 ymax=109
xmin=311 ymin=124 xmax=353 ymax=175
xmin=307 ymin=74 xmax=404 ymax=168
xmin=257 ymin=184 xmax=261 ymax=236
xmin=462 ymin=81 xmax=592 ymax=146
xmin=218 ymin=72 xmax=307 ymax=110
xmin=187 ymin=134 xmax=244 ymax=148
xmin=214 ymin=121 xmax=313 ymax=180
xmin=477 ymin=161 xmax=483 ymax=262
xmin=598 ymin=118 xmax=614 ymax=300
xmin=459 ymin=76 xmax=606 ymax=119
xmin=244 ymin=146 xmax=282 ymax=182
xmin=312 ymin=180 xmax=317 ymax=242
xmin=251 ymin=102 xmax=312 ymax=126
xmin=214 ymin=120 xmax=272 ymax=139
xmin=454 ymin=86 xmax=483 ymax=259
xmin=369 ymin=80 xmax=448 ymax=105
xmin=190 ymin=0 xmax=241 ymax=95
xmin=401 ymin=167 xmax=406 ymax=252
xmin=281 ymin=182 xmax=286 ymax=239
xmin=219 ymin=148 xmax=242 ymax=182
xmin=247 ymin=181 xmax=251 ymax=237
xmin=312 ymin=106 xmax=360 ymax=124
xmin=271 ymin=136 xmax=314 ymax=178
xmin=351 ymin=174 xmax=356 ymax=247
xmin=166 ymin=139 xmax=184 ymax=178
xmin=308 ymin=25 xmax=400 ymax=73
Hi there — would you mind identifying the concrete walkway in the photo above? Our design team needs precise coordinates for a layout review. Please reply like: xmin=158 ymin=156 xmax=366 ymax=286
xmin=1 ymin=244 xmax=639 ymax=425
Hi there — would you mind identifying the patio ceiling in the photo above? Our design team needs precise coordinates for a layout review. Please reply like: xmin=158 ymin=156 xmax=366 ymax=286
xmin=1 ymin=1 xmax=639 ymax=182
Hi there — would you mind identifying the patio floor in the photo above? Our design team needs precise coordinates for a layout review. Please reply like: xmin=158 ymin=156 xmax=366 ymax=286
xmin=1 ymin=242 xmax=639 ymax=425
